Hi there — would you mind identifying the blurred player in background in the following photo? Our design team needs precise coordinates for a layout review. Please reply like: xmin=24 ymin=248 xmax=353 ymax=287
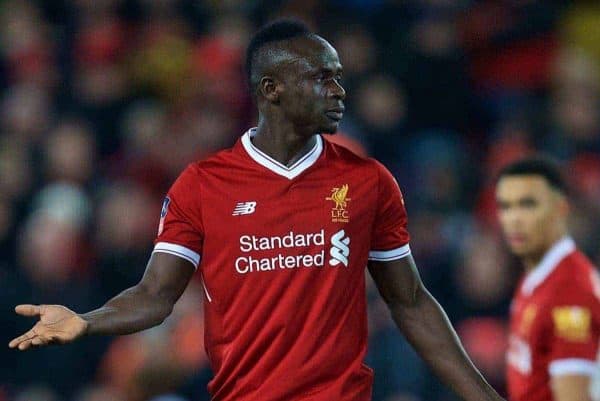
xmin=496 ymin=157 xmax=600 ymax=401
xmin=10 ymin=20 xmax=504 ymax=401
xmin=592 ymin=358 xmax=600 ymax=401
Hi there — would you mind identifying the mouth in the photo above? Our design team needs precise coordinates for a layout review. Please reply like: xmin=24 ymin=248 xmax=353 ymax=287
xmin=507 ymin=234 xmax=527 ymax=246
xmin=325 ymin=107 xmax=345 ymax=121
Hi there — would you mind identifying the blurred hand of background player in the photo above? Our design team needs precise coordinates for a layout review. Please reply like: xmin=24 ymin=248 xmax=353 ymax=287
xmin=8 ymin=304 xmax=88 ymax=350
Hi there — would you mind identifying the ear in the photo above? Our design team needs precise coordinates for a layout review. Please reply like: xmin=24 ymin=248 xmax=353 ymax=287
xmin=259 ymin=76 xmax=281 ymax=103
xmin=552 ymin=191 xmax=569 ymax=219
xmin=557 ymin=194 xmax=570 ymax=217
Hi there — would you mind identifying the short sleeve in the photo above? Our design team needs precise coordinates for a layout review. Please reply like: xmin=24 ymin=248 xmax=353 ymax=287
xmin=545 ymin=286 xmax=600 ymax=377
xmin=368 ymin=161 xmax=411 ymax=262
xmin=153 ymin=164 xmax=204 ymax=269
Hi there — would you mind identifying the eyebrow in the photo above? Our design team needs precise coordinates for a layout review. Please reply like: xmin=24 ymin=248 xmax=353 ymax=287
xmin=495 ymin=195 xmax=539 ymax=203
xmin=312 ymin=65 xmax=343 ymax=75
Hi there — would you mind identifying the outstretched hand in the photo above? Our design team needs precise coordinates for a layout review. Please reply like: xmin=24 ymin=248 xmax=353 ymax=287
xmin=8 ymin=304 xmax=89 ymax=351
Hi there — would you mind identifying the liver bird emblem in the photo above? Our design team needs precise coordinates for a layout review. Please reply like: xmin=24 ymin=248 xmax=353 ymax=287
xmin=326 ymin=184 xmax=351 ymax=210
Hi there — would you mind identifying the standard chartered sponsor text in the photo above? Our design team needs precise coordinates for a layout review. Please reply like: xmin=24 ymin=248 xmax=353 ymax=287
xmin=236 ymin=230 xmax=331 ymax=274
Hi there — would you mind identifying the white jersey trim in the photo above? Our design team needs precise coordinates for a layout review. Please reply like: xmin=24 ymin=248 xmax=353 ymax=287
xmin=241 ymin=127 xmax=323 ymax=180
xmin=369 ymin=244 xmax=411 ymax=261
xmin=153 ymin=242 xmax=200 ymax=269
xmin=548 ymin=358 xmax=597 ymax=377
xmin=522 ymin=236 xmax=575 ymax=295
xmin=200 ymin=271 xmax=212 ymax=303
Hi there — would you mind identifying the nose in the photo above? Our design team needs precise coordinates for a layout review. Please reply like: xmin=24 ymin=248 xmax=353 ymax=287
xmin=503 ymin=209 xmax=523 ymax=230
xmin=330 ymin=80 xmax=346 ymax=100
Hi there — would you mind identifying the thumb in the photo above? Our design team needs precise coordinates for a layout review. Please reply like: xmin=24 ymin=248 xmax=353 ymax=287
xmin=15 ymin=304 xmax=42 ymax=317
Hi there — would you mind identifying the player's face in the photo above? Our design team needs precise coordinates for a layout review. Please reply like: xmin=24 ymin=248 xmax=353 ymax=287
xmin=496 ymin=175 xmax=566 ymax=258
xmin=278 ymin=37 xmax=346 ymax=134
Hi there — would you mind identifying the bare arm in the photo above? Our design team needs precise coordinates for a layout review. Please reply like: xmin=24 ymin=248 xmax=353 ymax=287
xmin=368 ymin=255 xmax=504 ymax=401
xmin=81 ymin=253 xmax=194 ymax=335
xmin=552 ymin=375 xmax=592 ymax=401
xmin=9 ymin=253 xmax=195 ymax=349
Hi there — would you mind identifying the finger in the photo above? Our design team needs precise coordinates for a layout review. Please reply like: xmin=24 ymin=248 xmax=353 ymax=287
xmin=8 ymin=330 xmax=36 ymax=348
xmin=18 ymin=339 xmax=34 ymax=351
xmin=31 ymin=337 xmax=47 ymax=346
xmin=15 ymin=304 xmax=41 ymax=317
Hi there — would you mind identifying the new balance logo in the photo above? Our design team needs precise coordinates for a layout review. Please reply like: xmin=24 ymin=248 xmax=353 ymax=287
xmin=329 ymin=229 xmax=350 ymax=267
xmin=232 ymin=201 xmax=257 ymax=216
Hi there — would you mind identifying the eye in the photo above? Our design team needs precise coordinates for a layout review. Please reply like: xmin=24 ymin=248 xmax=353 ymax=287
xmin=314 ymin=72 xmax=343 ymax=84
xmin=520 ymin=199 xmax=538 ymax=209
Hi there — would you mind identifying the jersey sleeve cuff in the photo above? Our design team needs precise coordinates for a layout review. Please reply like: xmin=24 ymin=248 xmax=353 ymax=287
xmin=548 ymin=358 xmax=598 ymax=377
xmin=368 ymin=244 xmax=411 ymax=261
xmin=153 ymin=242 xmax=200 ymax=269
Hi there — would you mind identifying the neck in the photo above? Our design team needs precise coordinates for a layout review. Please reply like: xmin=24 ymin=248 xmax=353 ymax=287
xmin=522 ymin=252 xmax=545 ymax=273
xmin=522 ymin=231 xmax=567 ymax=273
xmin=252 ymin=115 xmax=317 ymax=167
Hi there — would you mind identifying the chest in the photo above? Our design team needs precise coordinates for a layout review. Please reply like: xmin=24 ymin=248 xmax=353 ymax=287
xmin=511 ymin=295 xmax=541 ymax=340
xmin=195 ymin=170 xmax=377 ymax=307
xmin=508 ymin=292 xmax=548 ymax=376
xmin=199 ymin=171 xmax=377 ymax=241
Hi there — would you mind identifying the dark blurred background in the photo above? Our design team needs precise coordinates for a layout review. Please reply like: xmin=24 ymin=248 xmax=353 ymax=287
xmin=1 ymin=0 xmax=600 ymax=400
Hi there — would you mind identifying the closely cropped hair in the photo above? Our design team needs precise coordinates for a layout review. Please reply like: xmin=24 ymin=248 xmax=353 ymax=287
xmin=245 ymin=19 xmax=313 ymax=93
xmin=497 ymin=156 xmax=568 ymax=194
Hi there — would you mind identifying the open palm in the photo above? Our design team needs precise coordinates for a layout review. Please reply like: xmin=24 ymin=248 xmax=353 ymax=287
xmin=8 ymin=304 xmax=88 ymax=351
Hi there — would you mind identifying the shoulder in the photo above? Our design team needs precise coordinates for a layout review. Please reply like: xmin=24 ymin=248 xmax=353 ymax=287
xmin=195 ymin=145 xmax=239 ymax=171
xmin=323 ymin=135 xmax=392 ymax=180
xmin=167 ymin=144 xmax=239 ymax=191
xmin=545 ymin=251 xmax=600 ymax=307
xmin=556 ymin=251 xmax=597 ymax=292
xmin=177 ymin=142 xmax=245 ymax=179
xmin=535 ymin=252 xmax=600 ymax=345
xmin=324 ymin=135 xmax=369 ymax=163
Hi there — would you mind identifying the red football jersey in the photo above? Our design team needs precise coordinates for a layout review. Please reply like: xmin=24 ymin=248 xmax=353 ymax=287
xmin=507 ymin=237 xmax=600 ymax=401
xmin=153 ymin=128 xmax=411 ymax=401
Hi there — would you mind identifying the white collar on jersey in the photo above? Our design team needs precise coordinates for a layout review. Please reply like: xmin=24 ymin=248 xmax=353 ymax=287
xmin=521 ymin=236 xmax=576 ymax=296
xmin=241 ymin=127 xmax=323 ymax=180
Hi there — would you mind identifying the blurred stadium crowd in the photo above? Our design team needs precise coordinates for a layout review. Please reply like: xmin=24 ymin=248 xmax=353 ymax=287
xmin=1 ymin=0 xmax=600 ymax=401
